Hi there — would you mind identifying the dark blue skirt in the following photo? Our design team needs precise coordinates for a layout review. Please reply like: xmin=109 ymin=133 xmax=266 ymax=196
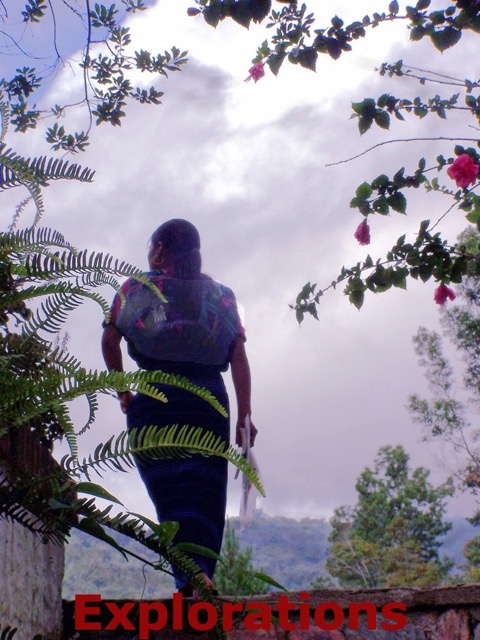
xmin=126 ymin=363 xmax=230 ymax=589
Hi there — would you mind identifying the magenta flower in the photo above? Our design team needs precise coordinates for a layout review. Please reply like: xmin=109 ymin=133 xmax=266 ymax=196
xmin=246 ymin=63 xmax=265 ymax=83
xmin=447 ymin=153 xmax=479 ymax=189
xmin=433 ymin=283 xmax=456 ymax=306
xmin=354 ymin=220 xmax=370 ymax=245
xmin=187 ymin=7 xmax=200 ymax=16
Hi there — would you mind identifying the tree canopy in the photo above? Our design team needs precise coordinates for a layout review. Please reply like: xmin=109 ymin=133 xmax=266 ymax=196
xmin=326 ymin=445 xmax=453 ymax=588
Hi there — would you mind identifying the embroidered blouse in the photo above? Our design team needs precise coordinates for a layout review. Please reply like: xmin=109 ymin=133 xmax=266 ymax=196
xmin=106 ymin=271 xmax=245 ymax=371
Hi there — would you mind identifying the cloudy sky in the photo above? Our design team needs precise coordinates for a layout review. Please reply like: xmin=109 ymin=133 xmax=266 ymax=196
xmin=5 ymin=0 xmax=480 ymax=525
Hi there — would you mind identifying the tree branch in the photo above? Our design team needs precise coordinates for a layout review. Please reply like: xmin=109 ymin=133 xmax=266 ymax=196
xmin=326 ymin=137 xmax=480 ymax=167
xmin=47 ymin=0 xmax=63 ymax=65
xmin=0 ymin=28 xmax=46 ymax=59
xmin=83 ymin=0 xmax=93 ymax=133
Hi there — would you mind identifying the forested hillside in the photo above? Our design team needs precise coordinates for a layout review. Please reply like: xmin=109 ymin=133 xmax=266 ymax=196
xmin=62 ymin=511 xmax=477 ymax=599
xmin=63 ymin=512 xmax=329 ymax=598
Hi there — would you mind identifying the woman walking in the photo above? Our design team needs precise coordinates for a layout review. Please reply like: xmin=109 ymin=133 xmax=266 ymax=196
xmin=101 ymin=219 xmax=257 ymax=595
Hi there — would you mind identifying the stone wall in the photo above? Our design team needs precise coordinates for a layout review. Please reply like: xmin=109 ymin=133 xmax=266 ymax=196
xmin=0 ymin=430 xmax=65 ymax=640
xmin=63 ymin=584 xmax=480 ymax=639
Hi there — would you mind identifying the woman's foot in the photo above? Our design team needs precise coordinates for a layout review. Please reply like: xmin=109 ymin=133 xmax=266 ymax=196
xmin=178 ymin=573 xmax=217 ymax=599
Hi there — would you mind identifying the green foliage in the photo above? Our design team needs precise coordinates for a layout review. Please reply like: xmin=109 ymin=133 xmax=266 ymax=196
xmin=0 ymin=2 xmax=187 ymax=151
xmin=325 ymin=445 xmax=453 ymax=588
xmin=408 ymin=228 xmax=480 ymax=575
xmin=462 ymin=537 xmax=480 ymax=581
xmin=215 ymin=520 xmax=270 ymax=595
xmin=292 ymin=219 xmax=472 ymax=319
xmin=194 ymin=0 xmax=479 ymax=72
xmin=196 ymin=2 xmax=480 ymax=319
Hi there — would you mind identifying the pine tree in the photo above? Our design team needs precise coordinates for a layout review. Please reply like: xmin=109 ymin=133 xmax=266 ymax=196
xmin=215 ymin=521 xmax=269 ymax=596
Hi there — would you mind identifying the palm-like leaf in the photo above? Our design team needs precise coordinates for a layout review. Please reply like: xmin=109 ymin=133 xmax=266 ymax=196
xmin=0 ymin=226 xmax=76 ymax=254
xmin=0 ymin=145 xmax=95 ymax=190
xmin=63 ymin=424 xmax=265 ymax=495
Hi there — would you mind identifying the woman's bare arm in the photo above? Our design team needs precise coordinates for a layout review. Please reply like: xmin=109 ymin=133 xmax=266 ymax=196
xmin=230 ymin=337 xmax=257 ymax=447
xmin=101 ymin=324 xmax=132 ymax=414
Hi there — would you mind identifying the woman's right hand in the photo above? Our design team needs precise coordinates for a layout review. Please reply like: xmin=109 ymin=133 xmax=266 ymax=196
xmin=118 ymin=391 xmax=134 ymax=414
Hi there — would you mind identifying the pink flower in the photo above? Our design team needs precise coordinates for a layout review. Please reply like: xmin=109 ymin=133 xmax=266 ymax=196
xmin=433 ymin=283 xmax=456 ymax=306
xmin=447 ymin=153 xmax=479 ymax=189
xmin=245 ymin=63 xmax=265 ymax=83
xmin=354 ymin=220 xmax=370 ymax=245
xmin=187 ymin=7 xmax=200 ymax=16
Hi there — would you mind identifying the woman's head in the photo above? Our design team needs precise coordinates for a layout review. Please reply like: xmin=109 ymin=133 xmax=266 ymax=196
xmin=149 ymin=219 xmax=202 ymax=278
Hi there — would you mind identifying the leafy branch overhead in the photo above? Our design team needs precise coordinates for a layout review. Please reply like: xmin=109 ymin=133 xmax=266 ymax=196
xmin=186 ymin=1 xmax=480 ymax=319
xmin=1 ymin=1 xmax=188 ymax=151
xmin=190 ymin=0 xmax=480 ymax=71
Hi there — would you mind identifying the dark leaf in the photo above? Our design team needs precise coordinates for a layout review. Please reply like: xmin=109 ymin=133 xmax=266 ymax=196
xmin=387 ymin=192 xmax=407 ymax=214
xmin=431 ymin=26 xmax=462 ymax=52
xmin=230 ymin=2 xmax=252 ymax=28
xmin=203 ymin=4 xmax=221 ymax=27
xmin=389 ymin=1 xmax=399 ymax=15
xmin=358 ymin=116 xmax=373 ymax=135
xmin=374 ymin=110 xmax=390 ymax=130
xmin=267 ymin=52 xmax=287 ymax=76
xmin=349 ymin=289 xmax=364 ymax=310
xmin=373 ymin=197 xmax=389 ymax=215
xmin=297 ymin=47 xmax=318 ymax=71
xmin=410 ymin=25 xmax=425 ymax=41
xmin=250 ymin=0 xmax=271 ymax=23
xmin=78 ymin=519 xmax=128 ymax=560
xmin=356 ymin=182 xmax=373 ymax=199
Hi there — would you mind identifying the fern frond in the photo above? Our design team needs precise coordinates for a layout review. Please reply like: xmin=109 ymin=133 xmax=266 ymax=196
xmin=0 ymin=353 xmax=29 ymax=370
xmin=9 ymin=194 xmax=33 ymax=231
xmin=0 ymin=625 xmax=18 ymax=640
xmin=0 ymin=148 xmax=95 ymax=190
xmin=4 ymin=369 xmax=227 ymax=423
xmin=63 ymin=425 xmax=265 ymax=496
xmin=68 ymin=498 xmax=222 ymax=612
xmin=17 ymin=287 xmax=110 ymax=336
xmin=30 ymin=156 xmax=95 ymax=183
xmin=20 ymin=250 xmax=166 ymax=301
xmin=0 ymin=226 xmax=77 ymax=254
xmin=28 ymin=180 xmax=44 ymax=227
xmin=52 ymin=402 xmax=78 ymax=459
xmin=0 ymin=477 xmax=67 ymax=545
xmin=76 ymin=392 xmax=99 ymax=436
xmin=41 ymin=346 xmax=85 ymax=376
xmin=0 ymin=145 xmax=38 ymax=189
xmin=21 ymin=290 xmax=88 ymax=335
xmin=2 ymin=283 xmax=109 ymax=318
xmin=0 ymin=103 xmax=9 ymax=143
xmin=78 ymin=270 xmax=122 ymax=291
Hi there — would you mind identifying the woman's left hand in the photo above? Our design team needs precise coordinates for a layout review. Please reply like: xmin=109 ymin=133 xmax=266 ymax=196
xmin=236 ymin=416 xmax=257 ymax=448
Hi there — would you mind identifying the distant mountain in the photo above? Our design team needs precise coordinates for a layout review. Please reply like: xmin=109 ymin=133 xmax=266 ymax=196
xmin=62 ymin=511 xmax=479 ymax=599
xmin=227 ymin=511 xmax=330 ymax=591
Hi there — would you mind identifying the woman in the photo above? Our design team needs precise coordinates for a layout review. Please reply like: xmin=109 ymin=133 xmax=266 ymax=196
xmin=101 ymin=219 xmax=257 ymax=595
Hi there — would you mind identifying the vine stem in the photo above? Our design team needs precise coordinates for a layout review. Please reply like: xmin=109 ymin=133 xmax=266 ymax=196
xmin=83 ymin=0 xmax=93 ymax=134
xmin=326 ymin=137 xmax=480 ymax=167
